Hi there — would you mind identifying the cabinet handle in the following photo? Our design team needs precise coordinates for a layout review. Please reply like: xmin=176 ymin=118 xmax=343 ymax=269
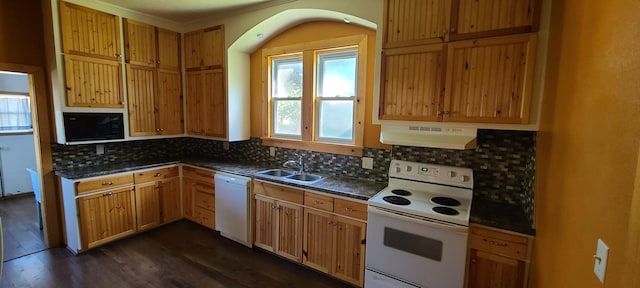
xmin=437 ymin=111 xmax=451 ymax=116
xmin=271 ymin=205 xmax=278 ymax=210
xmin=471 ymin=258 xmax=477 ymax=264
xmin=314 ymin=200 xmax=324 ymax=204
xmin=102 ymin=191 xmax=113 ymax=196
xmin=154 ymin=173 xmax=162 ymax=177
xmin=345 ymin=207 xmax=355 ymax=212
xmin=101 ymin=181 xmax=113 ymax=186
xmin=483 ymin=238 xmax=509 ymax=247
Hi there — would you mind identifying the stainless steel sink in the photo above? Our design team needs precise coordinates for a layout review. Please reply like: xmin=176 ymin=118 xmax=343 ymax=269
xmin=255 ymin=169 xmax=324 ymax=184
xmin=257 ymin=169 xmax=294 ymax=177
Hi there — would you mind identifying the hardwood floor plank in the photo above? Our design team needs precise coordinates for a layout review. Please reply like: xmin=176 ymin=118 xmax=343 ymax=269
xmin=1 ymin=220 xmax=354 ymax=288
xmin=0 ymin=195 xmax=46 ymax=261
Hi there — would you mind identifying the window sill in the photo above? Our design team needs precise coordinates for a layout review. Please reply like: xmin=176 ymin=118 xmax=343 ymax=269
xmin=0 ymin=129 xmax=33 ymax=135
xmin=261 ymin=137 xmax=363 ymax=157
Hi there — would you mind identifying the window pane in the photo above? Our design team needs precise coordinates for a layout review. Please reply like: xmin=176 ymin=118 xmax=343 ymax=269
xmin=272 ymin=57 xmax=303 ymax=98
xmin=274 ymin=100 xmax=301 ymax=137
xmin=317 ymin=50 xmax=357 ymax=97
xmin=0 ymin=95 xmax=32 ymax=131
xmin=318 ymin=100 xmax=353 ymax=141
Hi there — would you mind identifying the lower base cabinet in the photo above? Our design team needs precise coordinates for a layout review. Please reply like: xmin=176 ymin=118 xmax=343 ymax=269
xmin=182 ymin=166 xmax=216 ymax=230
xmin=467 ymin=225 xmax=533 ymax=288
xmin=254 ymin=194 xmax=304 ymax=262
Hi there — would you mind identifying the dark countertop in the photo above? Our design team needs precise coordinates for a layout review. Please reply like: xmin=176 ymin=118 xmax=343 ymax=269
xmin=470 ymin=198 xmax=535 ymax=236
xmin=55 ymin=159 xmax=533 ymax=235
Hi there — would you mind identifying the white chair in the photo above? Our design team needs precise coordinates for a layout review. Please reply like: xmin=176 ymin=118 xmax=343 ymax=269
xmin=26 ymin=168 xmax=43 ymax=230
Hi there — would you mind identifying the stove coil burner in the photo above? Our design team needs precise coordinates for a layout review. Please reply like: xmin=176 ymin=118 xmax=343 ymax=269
xmin=391 ymin=189 xmax=411 ymax=196
xmin=431 ymin=197 xmax=461 ymax=207
xmin=383 ymin=196 xmax=411 ymax=206
xmin=432 ymin=206 xmax=459 ymax=216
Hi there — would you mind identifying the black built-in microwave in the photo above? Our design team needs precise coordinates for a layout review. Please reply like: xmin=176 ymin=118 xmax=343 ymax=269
xmin=63 ymin=112 xmax=124 ymax=142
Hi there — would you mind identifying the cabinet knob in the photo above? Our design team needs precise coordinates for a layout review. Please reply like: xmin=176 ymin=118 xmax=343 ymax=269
xmin=471 ymin=258 xmax=477 ymax=264
xmin=345 ymin=207 xmax=355 ymax=212
xmin=154 ymin=173 xmax=162 ymax=177
xmin=314 ymin=200 xmax=323 ymax=204
xmin=102 ymin=191 xmax=113 ymax=196
xmin=101 ymin=181 xmax=113 ymax=186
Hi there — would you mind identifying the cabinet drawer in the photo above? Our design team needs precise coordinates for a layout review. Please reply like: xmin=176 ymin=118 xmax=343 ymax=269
xmin=334 ymin=198 xmax=367 ymax=221
xmin=194 ymin=206 xmax=215 ymax=230
xmin=470 ymin=227 xmax=529 ymax=260
xmin=134 ymin=166 xmax=179 ymax=184
xmin=253 ymin=181 xmax=303 ymax=205
xmin=304 ymin=192 xmax=334 ymax=212
xmin=76 ymin=174 xmax=134 ymax=195
xmin=194 ymin=190 xmax=215 ymax=211
xmin=183 ymin=166 xmax=215 ymax=184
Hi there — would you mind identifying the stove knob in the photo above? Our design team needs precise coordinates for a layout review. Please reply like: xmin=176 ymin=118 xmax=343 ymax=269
xmin=448 ymin=171 xmax=456 ymax=177
xmin=459 ymin=175 xmax=468 ymax=182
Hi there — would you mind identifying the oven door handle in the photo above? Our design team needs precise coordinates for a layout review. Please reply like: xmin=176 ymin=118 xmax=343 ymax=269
xmin=368 ymin=206 xmax=469 ymax=234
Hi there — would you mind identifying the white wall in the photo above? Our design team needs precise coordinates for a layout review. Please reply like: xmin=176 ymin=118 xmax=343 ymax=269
xmin=0 ymin=72 xmax=36 ymax=196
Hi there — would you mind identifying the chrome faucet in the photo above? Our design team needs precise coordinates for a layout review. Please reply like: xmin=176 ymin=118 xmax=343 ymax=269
xmin=283 ymin=154 xmax=304 ymax=173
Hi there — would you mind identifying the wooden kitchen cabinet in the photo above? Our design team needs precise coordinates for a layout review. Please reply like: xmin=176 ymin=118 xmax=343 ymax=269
xmin=302 ymin=191 xmax=367 ymax=287
xmin=467 ymin=225 xmax=533 ymax=288
xmin=450 ymin=0 xmax=541 ymax=41
xmin=185 ymin=69 xmax=227 ymax=138
xmin=182 ymin=166 xmax=216 ymax=229
xmin=160 ymin=177 xmax=182 ymax=223
xmin=59 ymin=1 xmax=121 ymax=60
xmin=444 ymin=34 xmax=537 ymax=124
xmin=133 ymin=166 xmax=181 ymax=231
xmin=157 ymin=28 xmax=181 ymax=71
xmin=63 ymin=55 xmax=124 ymax=108
xmin=134 ymin=181 xmax=161 ymax=231
xmin=383 ymin=0 xmax=452 ymax=48
xmin=254 ymin=195 xmax=276 ymax=250
xmin=124 ymin=19 xmax=157 ymax=67
xmin=184 ymin=25 xmax=225 ymax=70
xmin=77 ymin=186 xmax=136 ymax=249
xmin=379 ymin=44 xmax=446 ymax=121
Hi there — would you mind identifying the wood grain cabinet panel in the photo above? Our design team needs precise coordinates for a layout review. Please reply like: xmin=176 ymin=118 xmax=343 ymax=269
xmin=135 ymin=181 xmax=161 ymax=231
xmin=203 ymin=69 xmax=227 ymax=138
xmin=184 ymin=25 xmax=224 ymax=70
xmin=379 ymin=44 xmax=446 ymax=121
xmin=157 ymin=28 xmax=181 ymax=71
xmin=444 ymin=34 xmax=537 ymax=124
xmin=59 ymin=1 xmax=121 ymax=60
xmin=184 ymin=30 xmax=204 ymax=69
xmin=383 ymin=0 xmax=452 ymax=48
xmin=185 ymin=71 xmax=206 ymax=135
xmin=64 ymin=55 xmax=123 ymax=108
xmin=157 ymin=69 xmax=184 ymax=135
xmin=182 ymin=166 xmax=216 ymax=229
xmin=77 ymin=187 xmax=136 ymax=249
xmin=124 ymin=19 xmax=157 ymax=67
xmin=451 ymin=0 xmax=541 ymax=41
xmin=160 ymin=177 xmax=182 ymax=223
xmin=332 ymin=216 xmax=366 ymax=286
xmin=254 ymin=195 xmax=277 ymax=251
xmin=76 ymin=173 xmax=134 ymax=195
xmin=468 ymin=249 xmax=526 ymax=288
xmin=303 ymin=209 xmax=334 ymax=273
xmin=126 ymin=65 xmax=157 ymax=136
xmin=275 ymin=201 xmax=304 ymax=262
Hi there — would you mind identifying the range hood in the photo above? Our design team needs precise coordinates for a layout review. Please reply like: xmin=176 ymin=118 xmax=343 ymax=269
xmin=380 ymin=125 xmax=478 ymax=150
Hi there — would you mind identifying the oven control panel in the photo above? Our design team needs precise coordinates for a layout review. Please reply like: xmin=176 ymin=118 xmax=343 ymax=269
xmin=389 ymin=160 xmax=473 ymax=188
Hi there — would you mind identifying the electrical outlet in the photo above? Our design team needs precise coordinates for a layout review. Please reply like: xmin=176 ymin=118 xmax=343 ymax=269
xmin=96 ymin=144 xmax=104 ymax=155
xmin=269 ymin=147 xmax=276 ymax=157
xmin=362 ymin=157 xmax=374 ymax=169
xmin=223 ymin=142 xmax=229 ymax=151
xmin=594 ymin=238 xmax=609 ymax=284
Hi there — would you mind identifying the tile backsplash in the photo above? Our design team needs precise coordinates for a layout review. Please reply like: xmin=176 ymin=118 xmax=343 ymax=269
xmin=51 ymin=129 xmax=535 ymax=226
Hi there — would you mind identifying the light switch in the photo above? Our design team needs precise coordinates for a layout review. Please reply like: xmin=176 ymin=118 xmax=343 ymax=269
xmin=362 ymin=157 xmax=373 ymax=170
xmin=594 ymin=238 xmax=609 ymax=284
xmin=96 ymin=144 xmax=104 ymax=155
xmin=269 ymin=147 xmax=276 ymax=157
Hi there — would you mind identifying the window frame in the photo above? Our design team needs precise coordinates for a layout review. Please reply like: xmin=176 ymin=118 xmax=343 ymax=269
xmin=261 ymin=35 xmax=368 ymax=157
xmin=270 ymin=54 xmax=303 ymax=139
xmin=0 ymin=91 xmax=33 ymax=133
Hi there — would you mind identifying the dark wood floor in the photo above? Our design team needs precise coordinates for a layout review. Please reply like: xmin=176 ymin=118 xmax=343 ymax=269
xmin=0 ymin=194 xmax=46 ymax=261
xmin=1 ymin=220 xmax=355 ymax=288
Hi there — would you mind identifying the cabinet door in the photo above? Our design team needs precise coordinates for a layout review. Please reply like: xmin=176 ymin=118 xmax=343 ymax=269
xmin=254 ymin=195 xmax=276 ymax=251
xmin=468 ymin=249 xmax=526 ymax=288
xmin=157 ymin=28 xmax=181 ymax=71
xmin=185 ymin=71 xmax=205 ymax=135
xmin=126 ymin=64 xmax=157 ymax=136
xmin=202 ymin=26 xmax=224 ymax=68
xmin=303 ymin=209 xmax=334 ymax=273
xmin=444 ymin=34 xmax=536 ymax=124
xmin=64 ymin=55 xmax=123 ymax=108
xmin=451 ymin=0 xmax=540 ymax=41
xmin=332 ymin=216 xmax=366 ymax=287
xmin=379 ymin=44 xmax=446 ymax=121
xmin=59 ymin=2 xmax=121 ymax=60
xmin=182 ymin=177 xmax=196 ymax=221
xmin=160 ymin=177 xmax=181 ymax=223
xmin=184 ymin=30 xmax=203 ymax=69
xmin=203 ymin=69 xmax=227 ymax=138
xmin=383 ymin=0 xmax=452 ymax=48
xmin=157 ymin=69 xmax=184 ymax=135
xmin=124 ymin=19 xmax=157 ymax=67
xmin=135 ymin=182 xmax=161 ymax=231
xmin=275 ymin=201 xmax=303 ymax=262
xmin=77 ymin=187 xmax=136 ymax=249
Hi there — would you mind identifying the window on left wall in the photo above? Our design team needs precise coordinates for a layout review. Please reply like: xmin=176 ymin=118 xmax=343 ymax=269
xmin=0 ymin=93 xmax=32 ymax=131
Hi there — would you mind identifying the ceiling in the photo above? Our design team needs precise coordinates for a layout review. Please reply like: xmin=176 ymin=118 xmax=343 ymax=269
xmin=98 ymin=0 xmax=275 ymax=23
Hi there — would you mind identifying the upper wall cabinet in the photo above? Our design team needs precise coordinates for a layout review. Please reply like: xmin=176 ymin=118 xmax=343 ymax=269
xmin=64 ymin=55 xmax=123 ymax=108
xmin=383 ymin=0 xmax=452 ymax=48
xmin=59 ymin=2 xmax=121 ymax=61
xmin=184 ymin=25 xmax=224 ymax=70
xmin=124 ymin=19 xmax=181 ymax=71
xmin=450 ymin=0 xmax=541 ymax=41
xmin=157 ymin=29 xmax=181 ymax=71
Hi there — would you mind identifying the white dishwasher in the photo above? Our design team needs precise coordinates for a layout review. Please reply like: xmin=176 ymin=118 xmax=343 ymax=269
xmin=214 ymin=172 xmax=252 ymax=247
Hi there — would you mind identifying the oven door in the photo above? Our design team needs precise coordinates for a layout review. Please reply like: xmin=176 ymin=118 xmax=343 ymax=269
xmin=365 ymin=206 xmax=468 ymax=288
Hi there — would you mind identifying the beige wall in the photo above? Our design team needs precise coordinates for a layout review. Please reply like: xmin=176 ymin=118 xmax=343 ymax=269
xmin=249 ymin=21 xmax=388 ymax=149
xmin=532 ymin=0 xmax=640 ymax=287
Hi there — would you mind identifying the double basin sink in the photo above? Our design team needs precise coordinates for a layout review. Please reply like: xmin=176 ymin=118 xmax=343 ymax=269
xmin=255 ymin=169 xmax=324 ymax=184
